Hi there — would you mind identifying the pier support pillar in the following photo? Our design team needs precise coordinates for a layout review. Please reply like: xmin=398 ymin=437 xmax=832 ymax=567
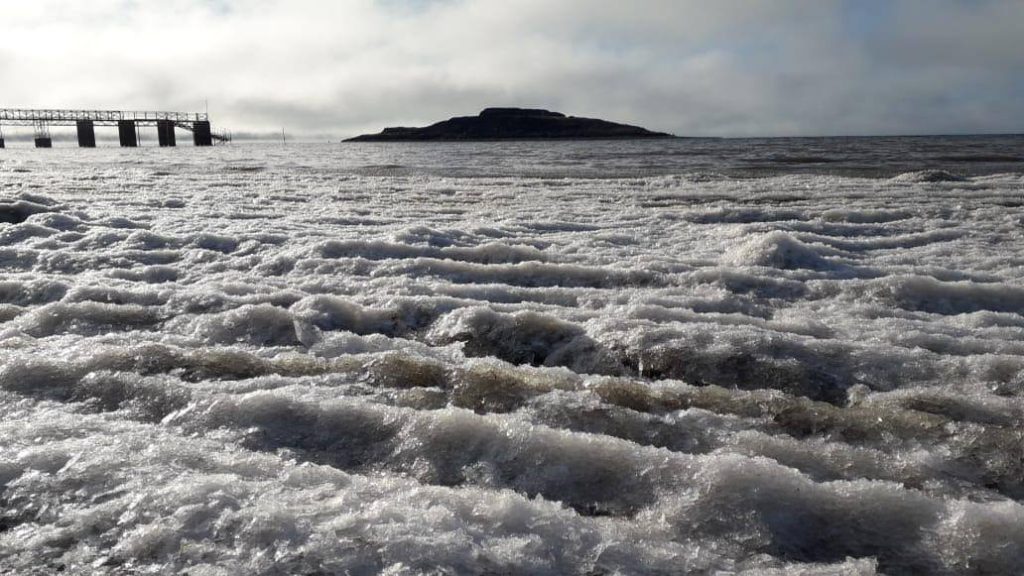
xmin=0 ymin=138 xmax=4 ymax=149
xmin=77 ymin=120 xmax=96 ymax=148
xmin=118 ymin=120 xmax=138 ymax=147
xmin=34 ymin=137 xmax=52 ymax=148
xmin=192 ymin=121 xmax=212 ymax=146
xmin=157 ymin=120 xmax=176 ymax=147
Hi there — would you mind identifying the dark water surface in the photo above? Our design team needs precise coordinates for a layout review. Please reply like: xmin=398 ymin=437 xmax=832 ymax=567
xmin=5 ymin=134 xmax=1022 ymax=179
xmin=339 ymin=135 xmax=1024 ymax=178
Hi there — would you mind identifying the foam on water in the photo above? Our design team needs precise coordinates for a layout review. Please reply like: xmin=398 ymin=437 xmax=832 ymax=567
xmin=1 ymin=144 xmax=1023 ymax=574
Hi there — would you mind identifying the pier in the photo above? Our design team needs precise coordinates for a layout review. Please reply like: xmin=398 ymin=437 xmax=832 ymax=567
xmin=0 ymin=108 xmax=230 ymax=148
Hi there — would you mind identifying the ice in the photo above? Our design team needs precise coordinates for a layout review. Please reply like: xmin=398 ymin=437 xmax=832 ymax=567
xmin=1 ymin=145 xmax=1023 ymax=574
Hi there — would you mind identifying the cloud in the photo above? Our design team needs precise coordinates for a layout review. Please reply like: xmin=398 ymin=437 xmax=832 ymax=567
xmin=1 ymin=0 xmax=1021 ymax=137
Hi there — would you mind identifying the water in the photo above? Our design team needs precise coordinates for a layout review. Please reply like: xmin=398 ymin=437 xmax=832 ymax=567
xmin=334 ymin=135 xmax=1024 ymax=178
xmin=1 ymin=137 xmax=1023 ymax=574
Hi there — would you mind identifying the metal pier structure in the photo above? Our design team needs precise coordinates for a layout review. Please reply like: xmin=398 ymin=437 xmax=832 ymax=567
xmin=0 ymin=108 xmax=231 ymax=148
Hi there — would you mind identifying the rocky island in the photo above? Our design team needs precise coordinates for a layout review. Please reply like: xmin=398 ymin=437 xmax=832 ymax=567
xmin=344 ymin=108 xmax=673 ymax=141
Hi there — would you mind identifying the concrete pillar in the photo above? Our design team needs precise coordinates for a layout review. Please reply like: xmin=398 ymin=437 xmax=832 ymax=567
xmin=0 ymin=138 xmax=5 ymax=149
xmin=157 ymin=120 xmax=176 ymax=147
xmin=77 ymin=120 xmax=96 ymax=148
xmin=192 ymin=121 xmax=212 ymax=146
xmin=118 ymin=120 xmax=138 ymax=147
xmin=35 ymin=137 xmax=53 ymax=148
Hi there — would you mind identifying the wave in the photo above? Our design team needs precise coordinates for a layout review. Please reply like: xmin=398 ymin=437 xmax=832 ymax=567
xmin=890 ymin=170 xmax=967 ymax=183
xmin=316 ymin=239 xmax=547 ymax=264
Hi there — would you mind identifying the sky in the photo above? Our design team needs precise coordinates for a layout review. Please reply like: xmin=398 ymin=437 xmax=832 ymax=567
xmin=1 ymin=0 xmax=1022 ymax=138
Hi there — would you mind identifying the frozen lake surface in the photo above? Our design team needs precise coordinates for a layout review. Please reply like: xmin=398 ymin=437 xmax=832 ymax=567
xmin=1 ymin=139 xmax=1024 ymax=574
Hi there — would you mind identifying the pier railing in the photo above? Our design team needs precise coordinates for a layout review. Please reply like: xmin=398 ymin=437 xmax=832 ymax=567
xmin=0 ymin=108 xmax=209 ymax=126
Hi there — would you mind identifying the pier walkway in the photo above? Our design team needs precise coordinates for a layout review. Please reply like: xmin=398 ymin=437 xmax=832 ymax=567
xmin=0 ymin=108 xmax=230 ymax=148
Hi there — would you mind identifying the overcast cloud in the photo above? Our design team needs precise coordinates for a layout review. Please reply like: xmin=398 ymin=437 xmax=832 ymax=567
xmin=2 ymin=0 xmax=1022 ymax=137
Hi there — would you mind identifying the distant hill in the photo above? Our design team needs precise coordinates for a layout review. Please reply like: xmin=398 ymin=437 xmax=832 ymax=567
xmin=344 ymin=108 xmax=674 ymax=142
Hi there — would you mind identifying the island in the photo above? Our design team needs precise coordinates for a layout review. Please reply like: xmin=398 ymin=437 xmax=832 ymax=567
xmin=344 ymin=108 xmax=673 ymax=141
